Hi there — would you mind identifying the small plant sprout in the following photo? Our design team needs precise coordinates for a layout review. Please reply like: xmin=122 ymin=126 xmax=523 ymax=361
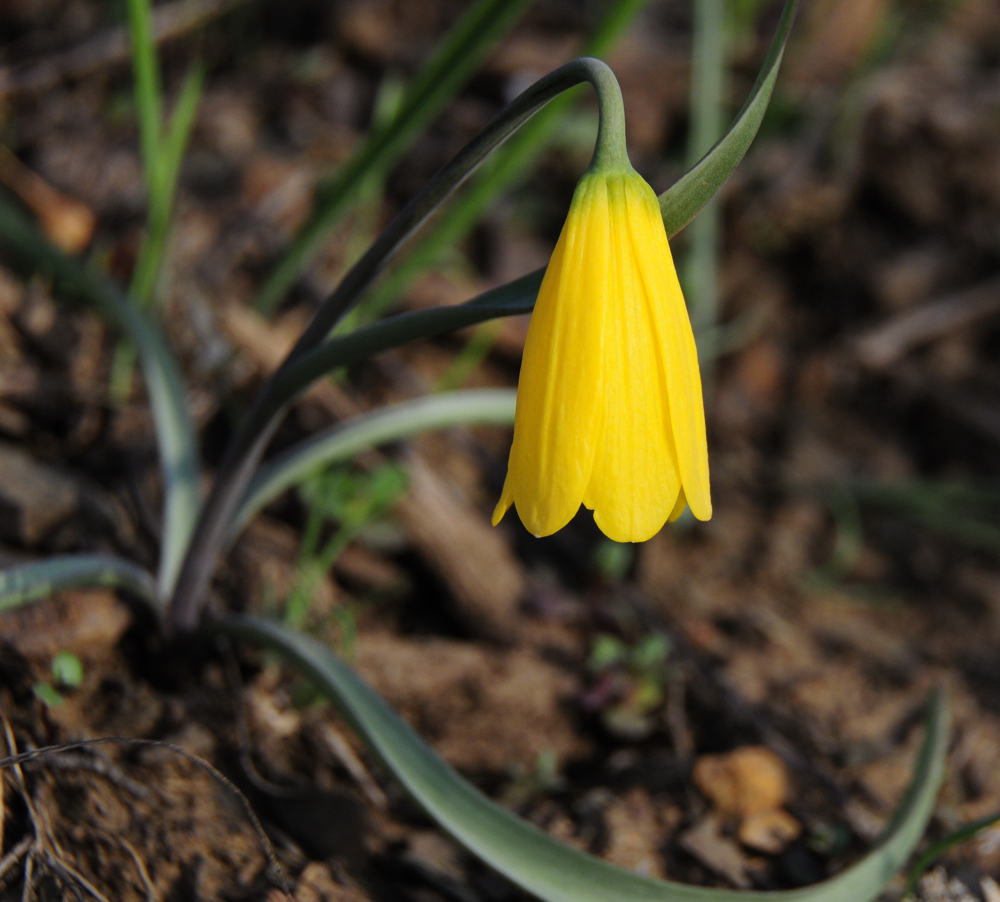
xmin=32 ymin=651 xmax=85 ymax=709
xmin=585 ymin=632 xmax=672 ymax=740
xmin=285 ymin=463 xmax=408 ymax=630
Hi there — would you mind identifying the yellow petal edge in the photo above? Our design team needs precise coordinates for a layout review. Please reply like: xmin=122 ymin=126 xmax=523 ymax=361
xmin=493 ymin=167 xmax=711 ymax=543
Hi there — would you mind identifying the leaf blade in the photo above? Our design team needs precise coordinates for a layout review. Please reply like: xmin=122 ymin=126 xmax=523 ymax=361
xmin=0 ymin=198 xmax=201 ymax=596
xmin=218 ymin=615 xmax=948 ymax=902
xmin=231 ymin=389 xmax=515 ymax=542
xmin=0 ymin=555 xmax=159 ymax=612
xmin=659 ymin=0 xmax=799 ymax=235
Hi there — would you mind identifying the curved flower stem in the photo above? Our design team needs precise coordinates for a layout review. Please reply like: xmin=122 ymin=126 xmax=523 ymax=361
xmin=166 ymin=58 xmax=629 ymax=634
xmin=587 ymin=63 xmax=629 ymax=172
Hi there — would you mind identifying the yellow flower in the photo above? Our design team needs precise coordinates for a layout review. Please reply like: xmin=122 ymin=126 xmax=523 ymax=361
xmin=492 ymin=167 xmax=712 ymax=542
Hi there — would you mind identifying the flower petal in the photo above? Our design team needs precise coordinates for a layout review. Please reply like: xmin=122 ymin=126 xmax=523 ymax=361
xmin=583 ymin=174 xmax=681 ymax=543
xmin=501 ymin=176 xmax=611 ymax=536
xmin=625 ymin=177 xmax=712 ymax=520
xmin=667 ymin=486 xmax=687 ymax=522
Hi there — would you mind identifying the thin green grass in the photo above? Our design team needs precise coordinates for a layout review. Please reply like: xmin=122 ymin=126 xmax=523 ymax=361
xmin=254 ymin=0 xmax=534 ymax=316
xmin=110 ymin=0 xmax=204 ymax=400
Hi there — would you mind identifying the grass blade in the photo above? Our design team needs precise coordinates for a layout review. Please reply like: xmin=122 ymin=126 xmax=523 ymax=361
xmin=682 ymin=0 xmax=730 ymax=344
xmin=230 ymin=389 xmax=515 ymax=542
xmin=905 ymin=807 xmax=1000 ymax=897
xmin=129 ymin=59 xmax=204 ymax=308
xmin=254 ymin=0 xmax=534 ymax=316
xmin=0 ymin=555 xmax=159 ymax=612
xmin=111 ymin=60 xmax=206 ymax=398
xmin=157 ymin=62 xmax=204 ymax=208
xmin=126 ymin=0 xmax=164 ymax=195
xmin=0 ymin=198 xmax=201 ymax=597
xmin=217 ymin=615 xmax=949 ymax=902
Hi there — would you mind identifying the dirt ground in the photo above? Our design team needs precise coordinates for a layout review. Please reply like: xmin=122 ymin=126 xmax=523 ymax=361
xmin=1 ymin=0 xmax=999 ymax=899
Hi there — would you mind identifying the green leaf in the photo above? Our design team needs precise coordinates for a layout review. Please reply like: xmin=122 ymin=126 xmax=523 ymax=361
xmin=0 ymin=199 xmax=201 ymax=597
xmin=128 ymin=59 xmax=204 ymax=308
xmin=274 ymin=0 xmax=800 ymax=402
xmin=276 ymin=275 xmax=542 ymax=403
xmin=659 ymin=0 xmax=799 ymax=235
xmin=218 ymin=615 xmax=949 ymax=902
xmin=254 ymin=0 xmax=534 ymax=315
xmin=905 ymin=807 xmax=1000 ymax=897
xmin=126 ymin=0 xmax=164 ymax=195
xmin=0 ymin=554 xmax=160 ymax=613
xmin=52 ymin=651 xmax=84 ymax=689
xmin=33 ymin=682 xmax=65 ymax=709
xmin=230 ymin=389 xmax=515 ymax=543
xmin=358 ymin=0 xmax=651 ymax=324
xmin=157 ymin=62 xmax=204 ymax=216
xmin=112 ymin=60 xmax=205 ymax=403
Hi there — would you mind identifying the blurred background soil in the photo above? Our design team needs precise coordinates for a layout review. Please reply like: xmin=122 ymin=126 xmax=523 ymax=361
xmin=1 ymin=0 xmax=999 ymax=899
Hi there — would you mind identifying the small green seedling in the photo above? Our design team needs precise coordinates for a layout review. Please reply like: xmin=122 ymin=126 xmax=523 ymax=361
xmin=284 ymin=463 xmax=409 ymax=630
xmin=33 ymin=650 xmax=85 ymax=709
xmin=586 ymin=632 xmax=672 ymax=740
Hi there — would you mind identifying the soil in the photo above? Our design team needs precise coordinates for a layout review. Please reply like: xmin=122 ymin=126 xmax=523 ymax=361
xmin=1 ymin=0 xmax=999 ymax=900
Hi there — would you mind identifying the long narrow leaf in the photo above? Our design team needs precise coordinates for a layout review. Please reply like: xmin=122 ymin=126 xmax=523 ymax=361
xmin=360 ymin=0 xmax=651 ymax=322
xmin=126 ymin=0 xmax=164 ymax=194
xmin=217 ymin=615 xmax=948 ymax=902
xmin=905 ymin=807 xmax=1000 ymax=897
xmin=0 ymin=199 xmax=201 ymax=596
xmin=276 ymin=0 xmax=799 ymax=406
xmin=659 ymin=0 xmax=798 ymax=235
xmin=278 ymin=273 xmax=542 ymax=402
xmin=134 ymin=58 xmax=205 ymax=306
xmin=254 ymin=0 xmax=533 ymax=315
xmin=114 ymin=61 xmax=206 ymax=400
xmin=156 ymin=62 xmax=204 ymax=213
xmin=0 ymin=555 xmax=159 ymax=612
xmin=230 ymin=389 xmax=515 ymax=542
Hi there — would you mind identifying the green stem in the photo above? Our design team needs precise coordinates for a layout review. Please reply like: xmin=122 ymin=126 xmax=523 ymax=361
xmin=352 ymin=0 xmax=650 ymax=326
xmin=588 ymin=63 xmax=630 ymax=172
xmin=683 ymin=0 xmax=730 ymax=346
xmin=166 ymin=59 xmax=629 ymax=634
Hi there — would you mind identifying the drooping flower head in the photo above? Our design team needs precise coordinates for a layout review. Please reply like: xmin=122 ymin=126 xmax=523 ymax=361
xmin=492 ymin=165 xmax=712 ymax=543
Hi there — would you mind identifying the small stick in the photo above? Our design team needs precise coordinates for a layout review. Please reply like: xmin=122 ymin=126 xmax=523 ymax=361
xmin=854 ymin=276 xmax=1000 ymax=369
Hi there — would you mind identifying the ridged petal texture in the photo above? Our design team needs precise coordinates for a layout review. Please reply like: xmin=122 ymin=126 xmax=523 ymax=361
xmin=493 ymin=168 xmax=711 ymax=542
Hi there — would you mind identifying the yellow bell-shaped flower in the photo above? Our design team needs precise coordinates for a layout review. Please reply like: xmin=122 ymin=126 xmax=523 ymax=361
xmin=492 ymin=166 xmax=711 ymax=543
